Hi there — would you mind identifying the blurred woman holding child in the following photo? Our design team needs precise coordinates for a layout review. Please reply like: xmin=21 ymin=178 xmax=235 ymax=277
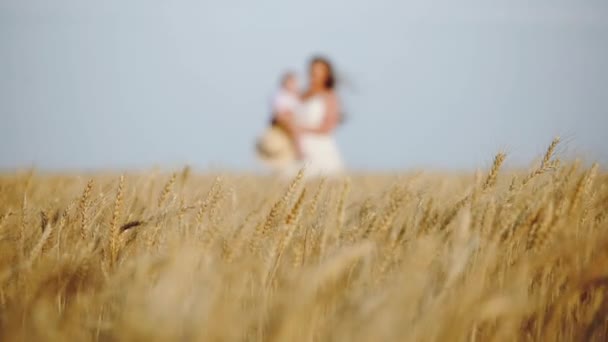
xmin=256 ymin=56 xmax=344 ymax=178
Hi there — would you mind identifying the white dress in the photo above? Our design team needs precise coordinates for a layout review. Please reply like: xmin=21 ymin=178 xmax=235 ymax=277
xmin=293 ymin=95 xmax=344 ymax=177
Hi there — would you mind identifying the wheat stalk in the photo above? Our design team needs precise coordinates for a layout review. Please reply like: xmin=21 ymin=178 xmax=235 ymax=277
xmin=267 ymin=188 xmax=307 ymax=286
xmin=262 ymin=169 xmax=304 ymax=237
xmin=196 ymin=177 xmax=222 ymax=225
xmin=482 ymin=152 xmax=506 ymax=191
xmin=158 ymin=173 xmax=176 ymax=208
xmin=526 ymin=201 xmax=555 ymax=252
xmin=336 ymin=178 xmax=350 ymax=231
xmin=570 ymin=163 xmax=599 ymax=215
xmin=78 ymin=179 xmax=94 ymax=240
xmin=27 ymin=217 xmax=53 ymax=266
xmin=307 ymin=178 xmax=327 ymax=216
xmin=19 ymin=194 xmax=27 ymax=260
xmin=109 ymin=175 xmax=125 ymax=267
xmin=521 ymin=137 xmax=561 ymax=186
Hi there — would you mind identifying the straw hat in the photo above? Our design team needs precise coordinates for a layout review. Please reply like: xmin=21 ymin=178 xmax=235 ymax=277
xmin=255 ymin=125 xmax=297 ymax=169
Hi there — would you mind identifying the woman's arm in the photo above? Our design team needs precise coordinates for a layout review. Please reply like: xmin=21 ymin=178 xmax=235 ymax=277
xmin=299 ymin=93 xmax=340 ymax=135
xmin=273 ymin=111 xmax=296 ymax=132
xmin=273 ymin=111 xmax=304 ymax=159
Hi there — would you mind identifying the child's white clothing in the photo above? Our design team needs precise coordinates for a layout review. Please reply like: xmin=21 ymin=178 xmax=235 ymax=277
xmin=272 ymin=89 xmax=300 ymax=114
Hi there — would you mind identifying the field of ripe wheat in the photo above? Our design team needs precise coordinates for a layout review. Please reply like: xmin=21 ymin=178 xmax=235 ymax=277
xmin=0 ymin=139 xmax=607 ymax=341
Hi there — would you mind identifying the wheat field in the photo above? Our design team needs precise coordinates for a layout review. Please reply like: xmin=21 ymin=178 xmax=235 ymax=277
xmin=0 ymin=139 xmax=607 ymax=341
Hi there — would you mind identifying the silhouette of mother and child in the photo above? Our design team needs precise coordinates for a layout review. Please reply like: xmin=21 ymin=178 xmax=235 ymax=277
xmin=256 ymin=56 xmax=345 ymax=178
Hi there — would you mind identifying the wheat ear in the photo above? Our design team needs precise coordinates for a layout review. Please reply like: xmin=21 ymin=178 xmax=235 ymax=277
xmin=158 ymin=173 xmax=176 ymax=208
xmin=526 ymin=201 xmax=555 ymax=252
xmin=267 ymin=188 xmax=307 ymax=286
xmin=521 ymin=137 xmax=560 ymax=186
xmin=78 ymin=179 xmax=94 ymax=239
xmin=27 ymin=217 xmax=53 ymax=265
xmin=262 ymin=169 xmax=304 ymax=236
xmin=482 ymin=152 xmax=506 ymax=191
xmin=109 ymin=175 xmax=125 ymax=267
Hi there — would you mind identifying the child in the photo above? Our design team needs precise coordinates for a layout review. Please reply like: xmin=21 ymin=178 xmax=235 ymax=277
xmin=270 ymin=72 xmax=303 ymax=159
xmin=272 ymin=72 xmax=300 ymax=116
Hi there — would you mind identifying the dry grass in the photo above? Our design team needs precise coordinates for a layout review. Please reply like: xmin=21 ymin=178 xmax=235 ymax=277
xmin=0 ymin=141 xmax=607 ymax=341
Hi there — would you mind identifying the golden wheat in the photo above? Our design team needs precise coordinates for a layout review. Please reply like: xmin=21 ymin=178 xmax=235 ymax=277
xmin=0 ymin=142 xmax=607 ymax=341
xmin=109 ymin=175 xmax=125 ymax=268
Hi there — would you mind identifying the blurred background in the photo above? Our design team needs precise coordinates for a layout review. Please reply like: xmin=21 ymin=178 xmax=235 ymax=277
xmin=1 ymin=0 xmax=607 ymax=172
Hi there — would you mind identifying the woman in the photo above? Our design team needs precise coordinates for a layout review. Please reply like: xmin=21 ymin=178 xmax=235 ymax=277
xmin=276 ymin=56 xmax=344 ymax=177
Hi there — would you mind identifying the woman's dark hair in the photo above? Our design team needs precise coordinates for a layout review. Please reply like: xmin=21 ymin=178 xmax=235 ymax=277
xmin=310 ymin=56 xmax=336 ymax=89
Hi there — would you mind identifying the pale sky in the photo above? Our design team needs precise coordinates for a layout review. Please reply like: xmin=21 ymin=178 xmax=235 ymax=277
xmin=1 ymin=0 xmax=607 ymax=171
